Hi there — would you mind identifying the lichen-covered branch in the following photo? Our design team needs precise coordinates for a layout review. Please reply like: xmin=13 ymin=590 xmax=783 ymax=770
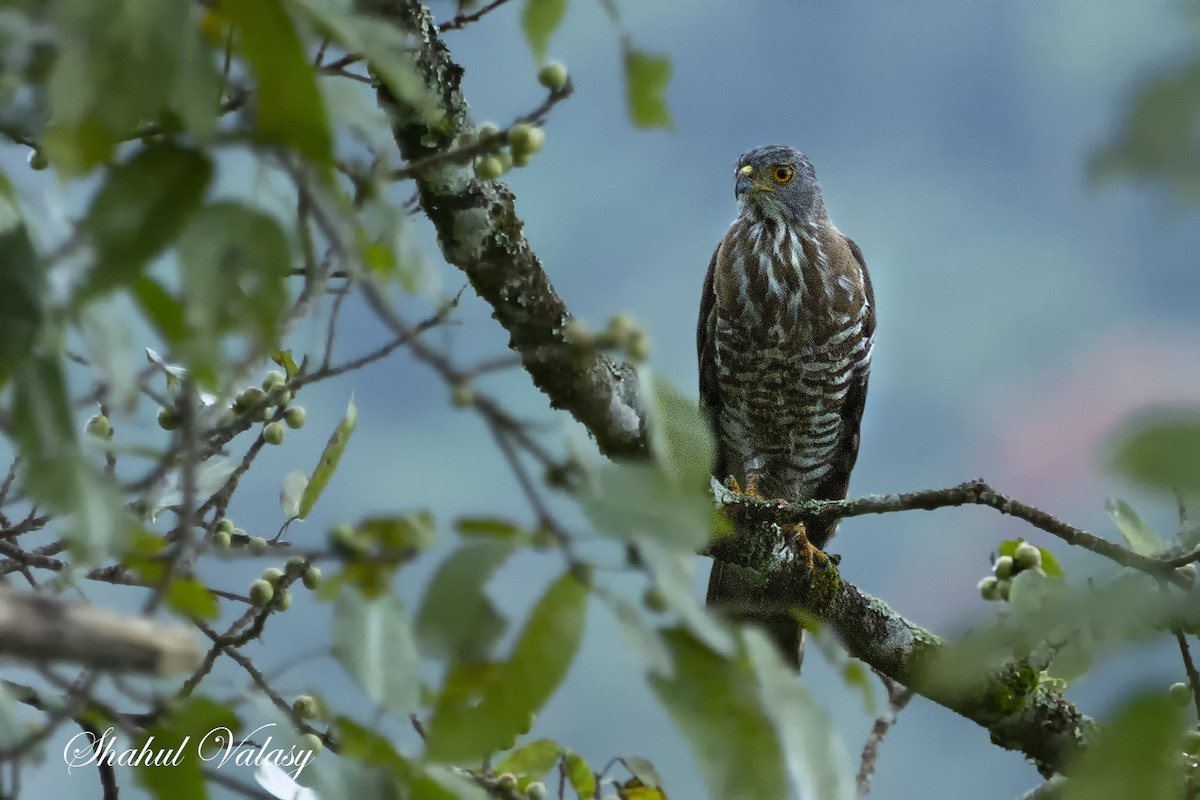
xmin=360 ymin=0 xmax=647 ymax=458
xmin=703 ymin=530 xmax=1098 ymax=776
xmin=721 ymin=478 xmax=1190 ymax=587
xmin=0 ymin=589 xmax=201 ymax=674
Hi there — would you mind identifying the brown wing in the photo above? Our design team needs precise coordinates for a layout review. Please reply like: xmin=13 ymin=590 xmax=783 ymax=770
xmin=696 ymin=244 xmax=725 ymax=480
xmin=808 ymin=235 xmax=875 ymax=548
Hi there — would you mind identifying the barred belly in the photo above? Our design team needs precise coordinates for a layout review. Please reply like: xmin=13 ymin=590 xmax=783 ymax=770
xmin=712 ymin=315 xmax=865 ymax=501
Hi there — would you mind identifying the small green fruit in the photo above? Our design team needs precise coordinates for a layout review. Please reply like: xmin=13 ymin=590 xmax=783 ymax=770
xmin=1171 ymin=682 xmax=1193 ymax=706
xmin=475 ymin=155 xmax=504 ymax=180
xmin=262 ymin=567 xmax=284 ymax=584
xmin=285 ymin=555 xmax=306 ymax=575
xmin=537 ymin=62 xmax=568 ymax=90
xmin=302 ymin=566 xmax=323 ymax=590
xmin=263 ymin=421 xmax=286 ymax=445
xmin=274 ymin=588 xmax=292 ymax=611
xmin=978 ymin=576 xmax=1000 ymax=602
xmin=293 ymin=695 xmax=319 ymax=719
xmin=526 ymin=781 xmax=547 ymax=800
xmin=217 ymin=518 xmax=235 ymax=534
xmin=496 ymin=773 xmax=518 ymax=790
xmin=249 ymin=579 xmax=274 ymax=607
xmin=512 ymin=150 xmax=532 ymax=168
xmin=268 ymin=387 xmax=292 ymax=406
xmin=998 ymin=579 xmax=1012 ymax=602
xmin=992 ymin=555 xmax=1014 ymax=580
xmin=496 ymin=149 xmax=514 ymax=174
xmin=236 ymin=386 xmax=268 ymax=412
xmin=157 ymin=407 xmax=179 ymax=431
xmin=248 ymin=536 xmax=269 ymax=556
xmin=507 ymin=123 xmax=544 ymax=155
xmin=477 ymin=122 xmax=500 ymax=142
xmin=300 ymin=732 xmax=324 ymax=754
xmin=212 ymin=529 xmax=232 ymax=549
xmin=27 ymin=149 xmax=48 ymax=170
xmin=1184 ymin=729 xmax=1200 ymax=755
xmin=85 ymin=414 xmax=113 ymax=439
xmin=262 ymin=370 xmax=286 ymax=391
xmin=1014 ymin=542 xmax=1042 ymax=571
xmin=285 ymin=406 xmax=307 ymax=429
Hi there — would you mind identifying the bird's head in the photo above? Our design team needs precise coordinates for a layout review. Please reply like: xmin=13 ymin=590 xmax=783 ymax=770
xmin=734 ymin=145 xmax=824 ymax=223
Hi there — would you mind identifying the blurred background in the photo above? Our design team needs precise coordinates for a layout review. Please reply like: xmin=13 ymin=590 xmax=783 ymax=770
xmin=6 ymin=1 xmax=1200 ymax=798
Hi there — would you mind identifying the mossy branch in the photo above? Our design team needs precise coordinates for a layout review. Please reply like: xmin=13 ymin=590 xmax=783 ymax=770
xmin=359 ymin=0 xmax=648 ymax=459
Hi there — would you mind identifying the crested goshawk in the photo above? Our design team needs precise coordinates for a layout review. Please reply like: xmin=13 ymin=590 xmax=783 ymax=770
xmin=697 ymin=145 xmax=875 ymax=668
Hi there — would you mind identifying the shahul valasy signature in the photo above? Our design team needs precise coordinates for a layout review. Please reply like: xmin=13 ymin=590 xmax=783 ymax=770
xmin=63 ymin=722 xmax=317 ymax=780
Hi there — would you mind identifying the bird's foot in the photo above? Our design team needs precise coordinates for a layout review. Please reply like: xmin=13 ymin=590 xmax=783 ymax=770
xmin=783 ymin=522 xmax=839 ymax=574
xmin=724 ymin=474 xmax=767 ymax=501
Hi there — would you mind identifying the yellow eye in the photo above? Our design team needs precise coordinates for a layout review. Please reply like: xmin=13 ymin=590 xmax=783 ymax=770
xmin=771 ymin=165 xmax=794 ymax=185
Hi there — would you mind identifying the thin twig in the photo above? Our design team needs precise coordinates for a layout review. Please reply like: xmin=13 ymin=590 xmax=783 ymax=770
xmin=855 ymin=675 xmax=913 ymax=799
xmin=437 ymin=0 xmax=515 ymax=31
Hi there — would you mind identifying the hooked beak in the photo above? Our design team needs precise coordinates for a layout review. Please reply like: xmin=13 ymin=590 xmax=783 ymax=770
xmin=734 ymin=164 xmax=769 ymax=199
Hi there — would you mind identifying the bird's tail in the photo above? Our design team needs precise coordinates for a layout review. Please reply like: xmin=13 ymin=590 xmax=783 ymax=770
xmin=706 ymin=559 xmax=805 ymax=670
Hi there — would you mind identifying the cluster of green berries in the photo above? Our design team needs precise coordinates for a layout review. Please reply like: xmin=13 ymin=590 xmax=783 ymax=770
xmin=978 ymin=542 xmax=1043 ymax=602
xmin=471 ymin=63 xmax=566 ymax=182
xmin=472 ymin=121 xmax=546 ymax=180
xmin=562 ymin=313 xmax=650 ymax=363
xmin=158 ymin=370 xmax=305 ymax=441
xmin=492 ymin=774 xmax=546 ymax=800
xmin=247 ymin=555 xmax=322 ymax=610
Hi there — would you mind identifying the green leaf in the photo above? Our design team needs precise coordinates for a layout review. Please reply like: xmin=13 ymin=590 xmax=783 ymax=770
xmin=0 ymin=177 xmax=43 ymax=387
xmin=638 ymin=542 xmax=734 ymax=656
xmin=649 ymin=628 xmax=788 ymax=800
xmin=299 ymin=397 xmax=358 ymax=519
xmin=273 ymin=350 xmax=301 ymax=379
xmin=598 ymin=588 xmax=672 ymax=676
xmin=289 ymin=0 xmax=438 ymax=122
xmin=83 ymin=144 xmax=212 ymax=298
xmin=1090 ymin=58 xmax=1200 ymax=203
xmin=1063 ymin=693 xmax=1183 ymax=800
xmin=1110 ymin=410 xmax=1200 ymax=495
xmin=648 ymin=375 xmax=713 ymax=490
xmin=220 ymin=0 xmax=332 ymax=165
xmin=578 ymin=462 xmax=712 ymax=552
xmin=135 ymin=698 xmax=238 ymax=800
xmin=166 ymin=576 xmax=219 ymax=621
xmin=624 ymin=47 xmax=672 ymax=129
xmin=745 ymin=631 xmax=855 ymax=800
xmin=12 ymin=356 xmax=129 ymax=562
xmin=564 ymin=750 xmax=596 ymax=799
xmin=621 ymin=756 xmax=662 ymax=788
xmin=178 ymin=201 xmax=291 ymax=351
xmin=333 ymin=589 xmax=421 ymax=715
xmin=281 ymin=471 xmax=309 ymax=519
xmin=0 ymin=683 xmax=24 ymax=750
xmin=416 ymin=541 xmax=512 ymax=663
xmin=425 ymin=571 xmax=588 ymax=763
xmin=134 ymin=278 xmax=188 ymax=346
xmin=522 ymin=0 xmax=569 ymax=64
xmin=455 ymin=517 xmax=528 ymax=541
xmin=494 ymin=739 xmax=561 ymax=780
xmin=45 ymin=0 xmax=219 ymax=172
xmin=1106 ymin=497 xmax=1165 ymax=557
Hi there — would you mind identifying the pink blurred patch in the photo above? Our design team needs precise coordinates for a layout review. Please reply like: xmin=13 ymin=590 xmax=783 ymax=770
xmin=991 ymin=328 xmax=1200 ymax=497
